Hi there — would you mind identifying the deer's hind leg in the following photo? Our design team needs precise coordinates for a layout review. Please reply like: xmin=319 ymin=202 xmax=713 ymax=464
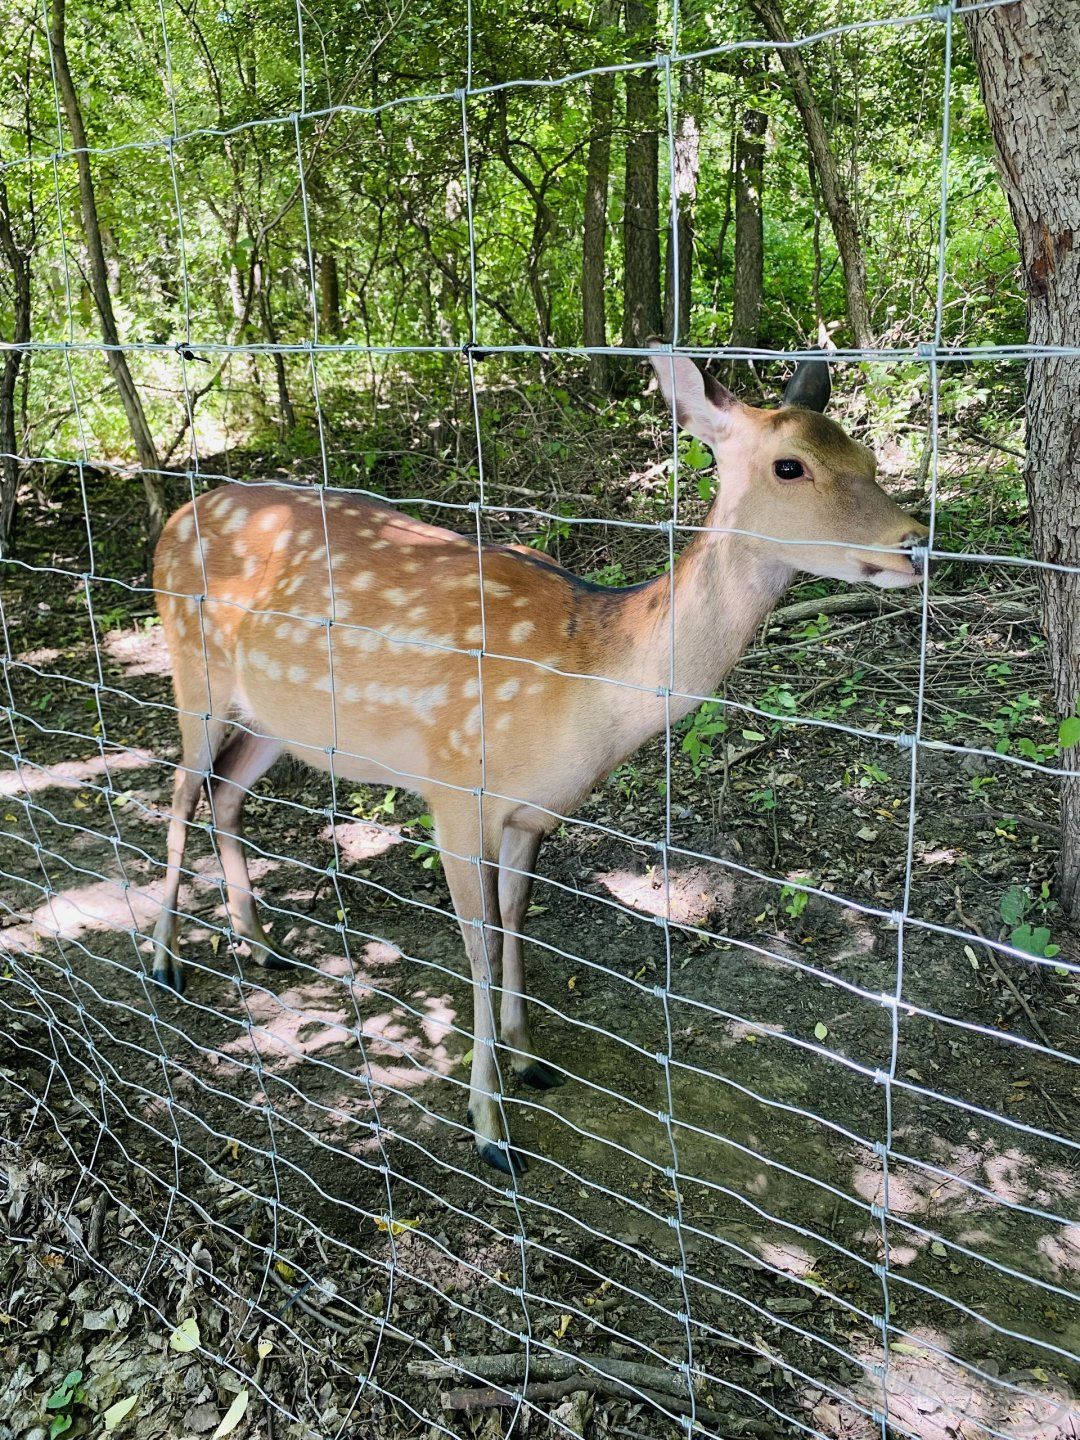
xmin=151 ymin=709 xmax=228 ymax=993
xmin=206 ymin=728 xmax=290 ymax=969
xmin=498 ymin=824 xmax=564 ymax=1091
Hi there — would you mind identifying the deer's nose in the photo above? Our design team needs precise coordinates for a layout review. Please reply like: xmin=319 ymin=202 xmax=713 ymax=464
xmin=900 ymin=529 xmax=931 ymax=576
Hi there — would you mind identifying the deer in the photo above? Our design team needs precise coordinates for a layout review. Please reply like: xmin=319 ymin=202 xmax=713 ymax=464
xmin=150 ymin=350 xmax=928 ymax=1175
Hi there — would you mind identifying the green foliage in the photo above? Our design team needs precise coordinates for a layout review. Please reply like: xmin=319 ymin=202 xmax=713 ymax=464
xmin=0 ymin=0 xmax=1021 ymax=477
xmin=45 ymin=1371 xmax=85 ymax=1438
xmin=1000 ymin=882 xmax=1060 ymax=959
xmin=780 ymin=878 xmax=811 ymax=921
xmin=679 ymin=699 xmax=728 ymax=775
xmin=410 ymin=812 xmax=441 ymax=870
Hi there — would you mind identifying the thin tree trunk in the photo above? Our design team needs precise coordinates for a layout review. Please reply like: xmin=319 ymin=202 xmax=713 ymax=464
xmin=583 ymin=0 xmax=618 ymax=391
xmin=747 ymin=0 xmax=873 ymax=348
xmin=622 ymin=0 xmax=662 ymax=346
xmin=0 ymin=172 xmax=30 ymax=557
xmin=664 ymin=59 xmax=701 ymax=344
xmin=256 ymin=263 xmax=297 ymax=436
xmin=48 ymin=0 xmax=166 ymax=543
xmin=319 ymin=252 xmax=342 ymax=338
xmin=965 ymin=3 xmax=1080 ymax=919
xmin=730 ymin=59 xmax=768 ymax=349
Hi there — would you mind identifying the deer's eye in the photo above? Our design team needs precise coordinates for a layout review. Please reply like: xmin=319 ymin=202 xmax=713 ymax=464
xmin=774 ymin=458 xmax=807 ymax=482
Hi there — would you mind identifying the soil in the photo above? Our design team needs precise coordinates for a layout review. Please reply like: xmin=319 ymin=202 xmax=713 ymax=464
xmin=1 ymin=467 xmax=1078 ymax=1440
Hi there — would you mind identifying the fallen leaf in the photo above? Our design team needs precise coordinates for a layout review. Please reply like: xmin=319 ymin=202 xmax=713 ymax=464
xmin=103 ymin=1395 xmax=139 ymax=1432
xmin=168 ymin=1316 xmax=201 ymax=1354
xmin=374 ymin=1216 xmax=419 ymax=1236
xmin=813 ymin=1022 xmax=829 ymax=1041
xmin=213 ymin=1389 xmax=249 ymax=1440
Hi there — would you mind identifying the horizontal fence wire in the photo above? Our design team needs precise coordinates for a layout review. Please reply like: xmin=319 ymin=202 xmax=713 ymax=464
xmin=1 ymin=0 xmax=1078 ymax=1438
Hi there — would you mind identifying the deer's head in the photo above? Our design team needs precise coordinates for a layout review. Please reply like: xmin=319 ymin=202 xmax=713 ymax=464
xmin=651 ymin=351 xmax=928 ymax=589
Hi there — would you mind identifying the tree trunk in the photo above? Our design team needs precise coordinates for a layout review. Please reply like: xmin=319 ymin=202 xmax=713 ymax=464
xmin=664 ymin=59 xmax=701 ymax=345
xmin=622 ymin=0 xmax=662 ymax=346
xmin=582 ymin=0 xmax=618 ymax=391
xmin=319 ymin=252 xmax=342 ymax=338
xmin=965 ymin=3 xmax=1080 ymax=920
xmin=747 ymin=0 xmax=873 ymax=348
xmin=730 ymin=59 xmax=768 ymax=349
xmin=256 ymin=262 xmax=297 ymax=436
xmin=48 ymin=0 xmax=166 ymax=543
xmin=0 ymin=172 xmax=31 ymax=558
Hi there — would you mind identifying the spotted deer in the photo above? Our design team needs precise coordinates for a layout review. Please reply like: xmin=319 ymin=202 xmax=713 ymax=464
xmin=151 ymin=350 xmax=927 ymax=1174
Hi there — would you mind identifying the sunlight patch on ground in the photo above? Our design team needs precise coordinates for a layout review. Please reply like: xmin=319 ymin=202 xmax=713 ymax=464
xmin=1 ymin=853 xmax=279 ymax=957
xmin=594 ymin=863 xmax=734 ymax=926
xmin=103 ymin=625 xmax=173 ymax=677
xmin=215 ymin=945 xmax=456 ymax=1091
xmin=0 ymin=746 xmax=158 ymax=797
xmin=754 ymin=1236 xmax=820 ymax=1279
xmin=319 ymin=820 xmax=401 ymax=863
xmin=843 ymin=1327 xmax=1078 ymax=1440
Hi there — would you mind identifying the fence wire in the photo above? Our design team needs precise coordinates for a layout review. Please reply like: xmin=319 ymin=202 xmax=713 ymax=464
xmin=1 ymin=1 xmax=1078 ymax=1438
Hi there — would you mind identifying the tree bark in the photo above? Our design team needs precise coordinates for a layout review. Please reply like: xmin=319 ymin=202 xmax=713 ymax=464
xmin=622 ymin=0 xmax=662 ymax=346
xmin=319 ymin=252 xmax=342 ymax=339
xmin=582 ymin=0 xmax=618 ymax=391
xmin=965 ymin=3 xmax=1080 ymax=920
xmin=730 ymin=59 xmax=768 ymax=349
xmin=664 ymin=59 xmax=701 ymax=344
xmin=256 ymin=262 xmax=297 ymax=436
xmin=747 ymin=0 xmax=873 ymax=348
xmin=0 ymin=171 xmax=31 ymax=557
xmin=48 ymin=0 xmax=166 ymax=544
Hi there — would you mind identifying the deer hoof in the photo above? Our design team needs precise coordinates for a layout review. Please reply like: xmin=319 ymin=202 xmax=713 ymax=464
xmin=517 ymin=1059 xmax=565 ymax=1090
xmin=150 ymin=953 xmax=185 ymax=994
xmin=256 ymin=948 xmax=297 ymax=972
xmin=478 ymin=1139 xmax=529 ymax=1176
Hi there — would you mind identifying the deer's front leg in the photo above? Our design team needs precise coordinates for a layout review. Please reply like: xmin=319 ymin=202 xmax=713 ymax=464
xmin=498 ymin=824 xmax=564 ymax=1090
xmin=439 ymin=824 xmax=527 ymax=1176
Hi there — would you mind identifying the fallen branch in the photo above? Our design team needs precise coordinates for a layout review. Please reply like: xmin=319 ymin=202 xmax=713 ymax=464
xmin=408 ymin=1351 xmax=696 ymax=1397
xmin=768 ymin=591 xmax=1034 ymax=631
xmin=438 ymin=1373 xmax=772 ymax=1436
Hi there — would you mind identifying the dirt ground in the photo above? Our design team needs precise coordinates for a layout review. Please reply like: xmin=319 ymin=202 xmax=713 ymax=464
xmin=1 ymin=464 xmax=1078 ymax=1440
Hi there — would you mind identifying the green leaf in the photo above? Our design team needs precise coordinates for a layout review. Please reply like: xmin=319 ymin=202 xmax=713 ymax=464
xmin=1059 ymin=716 xmax=1080 ymax=749
xmin=49 ymin=1416 xmax=73 ymax=1439
xmin=103 ymin=1396 xmax=140 ymax=1431
xmin=813 ymin=1022 xmax=829 ymax=1041
xmin=999 ymin=886 xmax=1028 ymax=926
xmin=46 ymin=1372 xmax=83 ymax=1410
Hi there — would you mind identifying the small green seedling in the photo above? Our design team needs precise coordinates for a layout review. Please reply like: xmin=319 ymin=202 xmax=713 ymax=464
xmin=1000 ymin=883 xmax=1060 ymax=959
xmin=410 ymin=812 xmax=441 ymax=871
xmin=780 ymin=881 xmax=810 ymax=921
xmin=45 ymin=1370 xmax=85 ymax=1438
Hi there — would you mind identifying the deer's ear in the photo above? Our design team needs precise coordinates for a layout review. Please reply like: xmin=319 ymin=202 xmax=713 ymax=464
xmin=648 ymin=346 xmax=736 ymax=446
xmin=782 ymin=357 xmax=832 ymax=413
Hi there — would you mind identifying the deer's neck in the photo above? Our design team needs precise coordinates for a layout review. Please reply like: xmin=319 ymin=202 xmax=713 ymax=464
xmin=599 ymin=519 xmax=792 ymax=758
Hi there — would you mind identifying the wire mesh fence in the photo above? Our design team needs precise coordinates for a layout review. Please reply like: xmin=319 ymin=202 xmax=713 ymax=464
xmin=1 ymin=0 xmax=1078 ymax=1437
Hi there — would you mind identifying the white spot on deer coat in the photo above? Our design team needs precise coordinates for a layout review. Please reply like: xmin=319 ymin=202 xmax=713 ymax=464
xmin=509 ymin=620 xmax=534 ymax=644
